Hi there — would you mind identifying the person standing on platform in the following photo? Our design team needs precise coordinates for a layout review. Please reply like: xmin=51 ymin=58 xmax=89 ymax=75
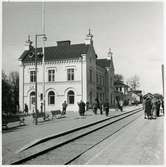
xmin=86 ymin=101 xmax=89 ymax=112
xmin=24 ymin=103 xmax=28 ymax=115
xmin=100 ymin=101 xmax=103 ymax=115
xmin=151 ymin=97 xmax=157 ymax=119
xmin=119 ymin=99 xmax=123 ymax=112
xmin=93 ymin=99 xmax=98 ymax=115
xmin=104 ymin=99 xmax=109 ymax=116
xmin=78 ymin=100 xmax=86 ymax=116
xmin=145 ymin=97 xmax=152 ymax=119
xmin=161 ymin=99 xmax=164 ymax=115
xmin=62 ymin=100 xmax=68 ymax=115
xmin=156 ymin=98 xmax=161 ymax=117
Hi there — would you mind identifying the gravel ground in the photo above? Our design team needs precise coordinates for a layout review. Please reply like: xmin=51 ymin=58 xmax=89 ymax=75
xmin=2 ymin=105 xmax=139 ymax=164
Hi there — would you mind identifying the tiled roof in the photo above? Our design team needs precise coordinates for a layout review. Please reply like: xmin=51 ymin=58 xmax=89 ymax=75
xmin=96 ymin=59 xmax=111 ymax=68
xmin=19 ymin=43 xmax=90 ymax=63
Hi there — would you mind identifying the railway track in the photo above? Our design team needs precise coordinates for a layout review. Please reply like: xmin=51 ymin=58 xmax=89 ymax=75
xmin=10 ymin=107 xmax=143 ymax=165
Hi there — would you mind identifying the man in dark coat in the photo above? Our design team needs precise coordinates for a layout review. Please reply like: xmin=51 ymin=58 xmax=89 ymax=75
xmin=78 ymin=100 xmax=85 ymax=116
xmin=104 ymin=99 xmax=109 ymax=116
xmin=156 ymin=98 xmax=161 ymax=117
xmin=93 ymin=99 xmax=98 ymax=115
xmin=62 ymin=100 xmax=68 ymax=115
xmin=144 ymin=97 xmax=152 ymax=119
xmin=161 ymin=99 xmax=164 ymax=115
xmin=24 ymin=103 xmax=28 ymax=115
xmin=86 ymin=101 xmax=89 ymax=111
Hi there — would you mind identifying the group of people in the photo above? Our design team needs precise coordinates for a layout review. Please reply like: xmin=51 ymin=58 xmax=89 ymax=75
xmin=144 ymin=96 xmax=164 ymax=119
xmin=74 ymin=98 xmax=110 ymax=117
xmin=92 ymin=98 xmax=110 ymax=116
xmin=24 ymin=98 xmax=111 ymax=117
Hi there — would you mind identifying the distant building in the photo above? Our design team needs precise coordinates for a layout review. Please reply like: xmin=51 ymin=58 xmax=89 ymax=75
xmin=128 ymin=90 xmax=143 ymax=104
xmin=114 ymin=81 xmax=129 ymax=104
xmin=19 ymin=31 xmax=115 ymax=113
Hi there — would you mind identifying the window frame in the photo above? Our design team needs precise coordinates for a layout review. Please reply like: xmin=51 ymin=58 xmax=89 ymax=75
xmin=67 ymin=68 xmax=74 ymax=81
xmin=30 ymin=71 xmax=36 ymax=83
xmin=48 ymin=91 xmax=55 ymax=105
xmin=67 ymin=90 xmax=75 ymax=104
xmin=48 ymin=69 xmax=55 ymax=82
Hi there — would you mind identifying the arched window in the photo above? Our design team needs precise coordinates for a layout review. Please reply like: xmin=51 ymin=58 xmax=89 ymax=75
xmin=48 ymin=91 xmax=55 ymax=105
xmin=67 ymin=90 xmax=74 ymax=104
xmin=30 ymin=91 xmax=35 ymax=105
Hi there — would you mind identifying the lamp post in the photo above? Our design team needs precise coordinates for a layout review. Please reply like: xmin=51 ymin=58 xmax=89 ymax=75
xmin=26 ymin=34 xmax=47 ymax=125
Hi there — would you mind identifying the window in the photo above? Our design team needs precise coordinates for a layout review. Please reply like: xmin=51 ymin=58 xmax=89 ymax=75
xmin=30 ymin=71 xmax=36 ymax=82
xmin=48 ymin=91 xmax=55 ymax=105
xmin=96 ymin=74 xmax=98 ymax=83
xmin=67 ymin=90 xmax=74 ymax=104
xmin=67 ymin=69 xmax=74 ymax=81
xmin=48 ymin=70 xmax=55 ymax=82
xmin=40 ymin=93 xmax=43 ymax=100
xmin=90 ymin=69 xmax=92 ymax=83
xmin=30 ymin=91 xmax=36 ymax=105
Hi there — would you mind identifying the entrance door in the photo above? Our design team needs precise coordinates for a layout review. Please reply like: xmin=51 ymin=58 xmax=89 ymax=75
xmin=30 ymin=91 xmax=35 ymax=112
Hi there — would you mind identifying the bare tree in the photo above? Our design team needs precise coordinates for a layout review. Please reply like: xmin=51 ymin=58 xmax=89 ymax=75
xmin=127 ymin=75 xmax=140 ymax=90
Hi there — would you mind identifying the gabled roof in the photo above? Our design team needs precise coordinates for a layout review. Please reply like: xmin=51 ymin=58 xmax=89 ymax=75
xmin=19 ymin=43 xmax=90 ymax=63
xmin=96 ymin=59 xmax=111 ymax=68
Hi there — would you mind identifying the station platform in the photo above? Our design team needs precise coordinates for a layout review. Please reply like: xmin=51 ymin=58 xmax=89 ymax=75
xmin=2 ymin=105 xmax=141 ymax=164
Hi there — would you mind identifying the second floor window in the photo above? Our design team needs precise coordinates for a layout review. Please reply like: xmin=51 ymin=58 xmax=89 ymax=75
xmin=48 ymin=70 xmax=55 ymax=82
xmin=67 ymin=69 xmax=74 ymax=81
xmin=30 ymin=71 xmax=36 ymax=82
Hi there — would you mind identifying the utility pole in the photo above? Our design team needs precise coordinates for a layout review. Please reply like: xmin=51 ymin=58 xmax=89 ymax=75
xmin=35 ymin=35 xmax=38 ymax=125
xmin=42 ymin=1 xmax=46 ymax=118
xmin=162 ymin=64 xmax=164 ymax=99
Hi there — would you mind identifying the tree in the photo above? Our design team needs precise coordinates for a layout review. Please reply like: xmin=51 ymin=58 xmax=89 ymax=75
xmin=2 ymin=70 xmax=12 ymax=114
xmin=9 ymin=71 xmax=19 ymax=113
xmin=127 ymin=75 xmax=140 ymax=90
xmin=114 ymin=74 xmax=124 ymax=84
xmin=2 ymin=70 xmax=19 ymax=114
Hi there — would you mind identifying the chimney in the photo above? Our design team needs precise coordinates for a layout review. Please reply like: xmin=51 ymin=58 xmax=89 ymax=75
xmin=57 ymin=40 xmax=71 ymax=47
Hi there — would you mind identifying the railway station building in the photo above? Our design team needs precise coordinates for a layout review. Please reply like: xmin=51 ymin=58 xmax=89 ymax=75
xmin=19 ymin=32 xmax=115 ymax=113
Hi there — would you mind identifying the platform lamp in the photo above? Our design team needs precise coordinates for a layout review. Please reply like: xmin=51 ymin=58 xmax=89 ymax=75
xmin=26 ymin=34 xmax=47 ymax=125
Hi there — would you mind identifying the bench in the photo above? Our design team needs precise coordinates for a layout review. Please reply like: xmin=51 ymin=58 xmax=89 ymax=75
xmin=2 ymin=113 xmax=25 ymax=129
xmin=51 ymin=110 xmax=65 ymax=119
xmin=32 ymin=112 xmax=49 ymax=123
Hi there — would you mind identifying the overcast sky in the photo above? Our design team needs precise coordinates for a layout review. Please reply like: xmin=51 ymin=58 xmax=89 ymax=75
xmin=2 ymin=1 xmax=164 ymax=94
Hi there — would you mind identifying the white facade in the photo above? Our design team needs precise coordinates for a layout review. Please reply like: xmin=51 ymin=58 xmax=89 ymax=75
xmin=19 ymin=58 xmax=89 ymax=113
xmin=19 ymin=35 xmax=115 ymax=113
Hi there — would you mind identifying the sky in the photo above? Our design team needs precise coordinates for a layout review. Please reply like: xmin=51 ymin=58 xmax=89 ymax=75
xmin=2 ymin=1 xmax=164 ymax=94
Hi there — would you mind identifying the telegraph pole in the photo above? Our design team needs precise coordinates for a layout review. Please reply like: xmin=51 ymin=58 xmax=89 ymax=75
xmin=162 ymin=64 xmax=164 ymax=99
xmin=35 ymin=35 xmax=38 ymax=125
xmin=42 ymin=2 xmax=46 ymax=118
